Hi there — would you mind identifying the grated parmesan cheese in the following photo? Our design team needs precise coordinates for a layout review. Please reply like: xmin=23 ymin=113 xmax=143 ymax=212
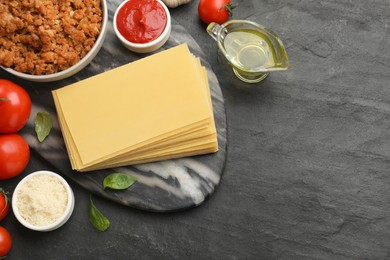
xmin=16 ymin=174 xmax=68 ymax=226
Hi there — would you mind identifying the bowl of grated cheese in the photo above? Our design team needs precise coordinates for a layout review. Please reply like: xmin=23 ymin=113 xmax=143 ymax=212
xmin=12 ymin=171 xmax=75 ymax=232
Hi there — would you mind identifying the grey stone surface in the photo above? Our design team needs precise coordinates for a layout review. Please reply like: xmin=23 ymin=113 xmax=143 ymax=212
xmin=1 ymin=0 xmax=390 ymax=259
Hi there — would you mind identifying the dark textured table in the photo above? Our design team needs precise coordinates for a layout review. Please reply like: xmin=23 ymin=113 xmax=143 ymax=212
xmin=2 ymin=0 xmax=390 ymax=259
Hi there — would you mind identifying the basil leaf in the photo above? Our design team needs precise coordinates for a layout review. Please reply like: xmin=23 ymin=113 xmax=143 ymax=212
xmin=89 ymin=196 xmax=110 ymax=232
xmin=103 ymin=173 xmax=137 ymax=190
xmin=35 ymin=111 xmax=52 ymax=142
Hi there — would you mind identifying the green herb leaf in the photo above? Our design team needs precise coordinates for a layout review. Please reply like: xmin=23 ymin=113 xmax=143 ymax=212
xmin=35 ymin=111 xmax=52 ymax=142
xmin=103 ymin=173 xmax=137 ymax=190
xmin=89 ymin=196 xmax=110 ymax=232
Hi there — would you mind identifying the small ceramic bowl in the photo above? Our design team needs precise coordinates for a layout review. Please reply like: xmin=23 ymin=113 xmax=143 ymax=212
xmin=1 ymin=0 xmax=108 ymax=82
xmin=113 ymin=0 xmax=171 ymax=53
xmin=12 ymin=171 xmax=75 ymax=232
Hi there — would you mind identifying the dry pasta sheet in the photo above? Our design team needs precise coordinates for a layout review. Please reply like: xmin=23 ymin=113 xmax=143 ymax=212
xmin=52 ymin=44 xmax=218 ymax=172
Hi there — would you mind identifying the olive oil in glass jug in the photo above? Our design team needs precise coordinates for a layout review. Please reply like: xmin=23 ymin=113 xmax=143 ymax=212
xmin=207 ymin=20 xmax=289 ymax=83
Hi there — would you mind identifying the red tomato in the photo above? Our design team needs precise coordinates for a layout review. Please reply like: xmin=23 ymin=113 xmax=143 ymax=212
xmin=0 ymin=189 xmax=8 ymax=222
xmin=0 ymin=79 xmax=32 ymax=133
xmin=198 ymin=0 xmax=236 ymax=25
xmin=0 ymin=134 xmax=30 ymax=180
xmin=0 ymin=226 xmax=11 ymax=257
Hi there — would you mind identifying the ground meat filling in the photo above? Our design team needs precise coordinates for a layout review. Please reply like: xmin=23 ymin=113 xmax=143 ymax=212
xmin=0 ymin=0 xmax=102 ymax=75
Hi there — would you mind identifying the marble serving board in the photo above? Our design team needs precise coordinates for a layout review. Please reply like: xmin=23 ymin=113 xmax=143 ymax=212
xmin=1 ymin=15 xmax=227 ymax=212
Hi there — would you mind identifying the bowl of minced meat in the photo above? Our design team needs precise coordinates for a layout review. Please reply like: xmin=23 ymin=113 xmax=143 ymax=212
xmin=0 ymin=0 xmax=108 ymax=82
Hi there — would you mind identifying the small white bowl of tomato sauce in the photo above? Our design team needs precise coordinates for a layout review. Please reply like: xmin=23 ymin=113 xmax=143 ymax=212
xmin=113 ymin=0 xmax=171 ymax=53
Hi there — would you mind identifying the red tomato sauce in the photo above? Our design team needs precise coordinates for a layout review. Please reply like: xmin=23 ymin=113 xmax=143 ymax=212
xmin=116 ymin=0 xmax=167 ymax=44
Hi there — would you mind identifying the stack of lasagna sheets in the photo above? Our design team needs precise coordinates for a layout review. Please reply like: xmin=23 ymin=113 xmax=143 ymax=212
xmin=52 ymin=44 xmax=218 ymax=172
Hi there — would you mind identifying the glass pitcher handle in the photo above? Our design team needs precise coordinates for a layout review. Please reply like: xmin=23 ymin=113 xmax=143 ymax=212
xmin=206 ymin=22 xmax=221 ymax=41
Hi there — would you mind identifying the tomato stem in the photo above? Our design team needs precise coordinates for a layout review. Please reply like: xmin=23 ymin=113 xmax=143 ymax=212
xmin=220 ymin=2 xmax=238 ymax=17
xmin=0 ymin=98 xmax=10 ymax=102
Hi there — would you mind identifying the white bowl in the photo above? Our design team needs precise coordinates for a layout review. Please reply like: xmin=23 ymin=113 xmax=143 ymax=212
xmin=113 ymin=0 xmax=171 ymax=53
xmin=12 ymin=171 xmax=75 ymax=232
xmin=1 ymin=0 xmax=108 ymax=82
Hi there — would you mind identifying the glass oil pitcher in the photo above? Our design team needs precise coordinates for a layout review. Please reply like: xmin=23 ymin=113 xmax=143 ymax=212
xmin=207 ymin=20 xmax=289 ymax=83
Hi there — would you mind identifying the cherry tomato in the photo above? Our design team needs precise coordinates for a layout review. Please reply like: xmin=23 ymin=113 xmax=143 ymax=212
xmin=0 ymin=189 xmax=8 ymax=222
xmin=198 ymin=0 xmax=235 ymax=25
xmin=0 ymin=134 xmax=30 ymax=180
xmin=0 ymin=79 xmax=32 ymax=133
xmin=0 ymin=226 xmax=11 ymax=257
